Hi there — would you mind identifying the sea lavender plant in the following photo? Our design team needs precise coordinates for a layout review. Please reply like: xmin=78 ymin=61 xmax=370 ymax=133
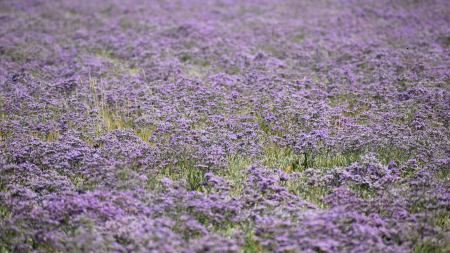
xmin=1 ymin=0 xmax=450 ymax=252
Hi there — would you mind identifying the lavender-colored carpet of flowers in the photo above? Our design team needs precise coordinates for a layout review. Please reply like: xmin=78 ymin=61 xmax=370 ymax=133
xmin=1 ymin=0 xmax=450 ymax=252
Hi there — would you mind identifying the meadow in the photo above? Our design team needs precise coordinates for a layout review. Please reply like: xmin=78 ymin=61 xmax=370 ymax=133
xmin=1 ymin=0 xmax=450 ymax=252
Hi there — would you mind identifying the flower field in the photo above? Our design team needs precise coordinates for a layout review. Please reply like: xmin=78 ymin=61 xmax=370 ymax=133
xmin=1 ymin=0 xmax=450 ymax=252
